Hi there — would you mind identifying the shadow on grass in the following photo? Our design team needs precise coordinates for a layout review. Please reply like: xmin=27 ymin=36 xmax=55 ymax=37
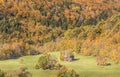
xmin=105 ymin=63 xmax=111 ymax=66
xmin=73 ymin=58 xmax=80 ymax=61
xmin=97 ymin=63 xmax=111 ymax=66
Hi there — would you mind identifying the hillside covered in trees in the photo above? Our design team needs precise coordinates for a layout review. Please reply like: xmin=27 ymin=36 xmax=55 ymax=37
xmin=0 ymin=0 xmax=120 ymax=63
xmin=0 ymin=0 xmax=120 ymax=77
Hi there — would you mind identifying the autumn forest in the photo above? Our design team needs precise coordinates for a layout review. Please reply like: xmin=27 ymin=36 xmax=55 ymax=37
xmin=0 ymin=0 xmax=120 ymax=77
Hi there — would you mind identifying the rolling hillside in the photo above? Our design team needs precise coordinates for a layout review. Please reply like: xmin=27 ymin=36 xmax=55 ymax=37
xmin=0 ymin=0 xmax=120 ymax=77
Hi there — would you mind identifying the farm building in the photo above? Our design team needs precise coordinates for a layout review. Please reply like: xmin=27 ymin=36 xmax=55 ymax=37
xmin=60 ymin=50 xmax=74 ymax=61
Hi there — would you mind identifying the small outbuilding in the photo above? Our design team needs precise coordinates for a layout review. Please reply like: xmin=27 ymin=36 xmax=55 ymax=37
xmin=60 ymin=50 xmax=74 ymax=61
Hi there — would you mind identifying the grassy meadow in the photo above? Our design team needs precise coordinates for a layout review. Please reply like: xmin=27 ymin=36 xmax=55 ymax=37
xmin=0 ymin=52 xmax=120 ymax=77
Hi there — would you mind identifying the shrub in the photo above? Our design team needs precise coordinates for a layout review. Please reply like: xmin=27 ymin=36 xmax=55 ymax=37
xmin=35 ymin=53 xmax=61 ymax=70
xmin=96 ymin=53 xmax=107 ymax=66
xmin=5 ymin=67 xmax=32 ymax=77
xmin=18 ymin=67 xmax=32 ymax=77
xmin=57 ymin=66 xmax=79 ymax=77
xmin=36 ymin=54 xmax=49 ymax=69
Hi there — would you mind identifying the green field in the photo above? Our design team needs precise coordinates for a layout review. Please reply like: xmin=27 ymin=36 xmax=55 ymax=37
xmin=0 ymin=52 xmax=120 ymax=77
